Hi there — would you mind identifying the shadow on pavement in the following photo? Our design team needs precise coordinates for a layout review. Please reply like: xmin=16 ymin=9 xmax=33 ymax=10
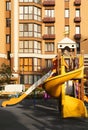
xmin=0 ymin=108 xmax=28 ymax=130
xmin=19 ymin=98 xmax=88 ymax=130
xmin=1 ymin=98 xmax=88 ymax=130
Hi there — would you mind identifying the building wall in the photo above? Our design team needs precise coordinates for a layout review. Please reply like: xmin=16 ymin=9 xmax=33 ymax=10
xmin=81 ymin=0 xmax=88 ymax=39
xmin=81 ymin=40 xmax=88 ymax=54
xmin=0 ymin=0 xmax=88 ymax=85
xmin=55 ymin=0 xmax=64 ymax=45
xmin=0 ymin=0 xmax=7 ymax=66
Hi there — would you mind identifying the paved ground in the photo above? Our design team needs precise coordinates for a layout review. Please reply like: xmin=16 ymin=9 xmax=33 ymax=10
xmin=0 ymin=98 xmax=88 ymax=130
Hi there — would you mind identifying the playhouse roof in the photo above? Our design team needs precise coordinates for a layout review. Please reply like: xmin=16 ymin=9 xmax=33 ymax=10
xmin=58 ymin=37 xmax=76 ymax=44
xmin=58 ymin=37 xmax=76 ymax=49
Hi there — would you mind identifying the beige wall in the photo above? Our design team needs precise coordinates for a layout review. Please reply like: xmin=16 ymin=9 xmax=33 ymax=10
xmin=0 ymin=0 xmax=6 ymax=54
xmin=55 ymin=0 xmax=64 ymax=48
xmin=80 ymin=0 xmax=88 ymax=54
xmin=69 ymin=0 xmax=75 ymax=40
xmin=80 ymin=40 xmax=88 ymax=54
xmin=81 ymin=0 xmax=88 ymax=40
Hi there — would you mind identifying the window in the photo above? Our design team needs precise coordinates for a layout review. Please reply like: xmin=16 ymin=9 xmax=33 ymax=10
xmin=19 ymin=58 xmax=41 ymax=72
xmin=19 ymin=23 xmax=41 ymax=38
xmin=19 ymin=41 xmax=41 ymax=53
xmin=76 ymin=9 xmax=80 ymax=17
xmin=19 ymin=0 xmax=23 ymax=2
xmin=19 ymin=0 xmax=32 ymax=2
xmin=6 ymin=18 xmax=11 ymax=27
xmin=34 ymin=0 xmax=41 ymax=3
xmin=28 ymin=75 xmax=34 ymax=84
xmin=6 ymin=35 xmax=11 ymax=43
xmin=19 ymin=0 xmax=41 ymax=3
xmin=34 ymin=41 xmax=41 ymax=53
xmin=19 ymin=6 xmax=23 ymax=19
xmin=45 ymin=26 xmax=55 ymax=34
xmin=75 ymin=26 xmax=80 ymax=34
xmin=45 ymin=59 xmax=52 ymax=68
xmin=6 ymin=2 xmax=11 ymax=11
xmin=45 ymin=42 xmax=54 ymax=52
xmin=45 ymin=10 xmax=54 ymax=17
xmin=34 ymin=75 xmax=41 ymax=82
xmin=34 ymin=58 xmax=41 ymax=71
xmin=19 ymin=58 xmax=33 ymax=72
xmin=76 ymin=42 xmax=80 ymax=53
xmin=23 ymin=74 xmax=41 ymax=84
xmin=65 ymin=9 xmax=69 ymax=18
xmin=64 ymin=26 xmax=70 ymax=34
xmin=19 ymin=6 xmax=41 ymax=21
xmin=34 ymin=6 xmax=41 ymax=21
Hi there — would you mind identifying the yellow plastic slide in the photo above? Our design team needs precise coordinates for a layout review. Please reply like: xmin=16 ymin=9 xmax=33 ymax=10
xmin=1 ymin=70 xmax=54 ymax=107
xmin=63 ymin=95 xmax=87 ymax=118
xmin=43 ymin=66 xmax=87 ymax=117
xmin=2 ymin=66 xmax=82 ymax=107
xmin=43 ymin=66 xmax=84 ymax=98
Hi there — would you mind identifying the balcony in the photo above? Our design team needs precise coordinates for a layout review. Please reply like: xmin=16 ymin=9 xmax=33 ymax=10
xmin=43 ymin=17 xmax=55 ymax=23
xmin=74 ymin=34 xmax=81 ymax=39
xmin=43 ymin=34 xmax=55 ymax=40
xmin=43 ymin=0 xmax=55 ymax=6
xmin=74 ymin=17 xmax=81 ymax=22
xmin=74 ymin=0 xmax=81 ymax=6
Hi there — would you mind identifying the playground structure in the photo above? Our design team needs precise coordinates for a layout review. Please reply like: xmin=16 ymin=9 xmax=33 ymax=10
xmin=1 ymin=53 xmax=87 ymax=118
xmin=43 ymin=54 xmax=87 ymax=118
xmin=1 ymin=37 xmax=88 ymax=118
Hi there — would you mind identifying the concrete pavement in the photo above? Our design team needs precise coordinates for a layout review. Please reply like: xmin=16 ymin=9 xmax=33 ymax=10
xmin=0 ymin=98 xmax=88 ymax=130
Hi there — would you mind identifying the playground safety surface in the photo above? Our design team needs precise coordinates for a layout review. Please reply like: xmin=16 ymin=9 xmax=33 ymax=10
xmin=0 ymin=98 xmax=88 ymax=130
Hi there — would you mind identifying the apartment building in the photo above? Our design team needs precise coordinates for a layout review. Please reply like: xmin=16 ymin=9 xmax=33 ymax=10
xmin=0 ymin=0 xmax=88 ymax=86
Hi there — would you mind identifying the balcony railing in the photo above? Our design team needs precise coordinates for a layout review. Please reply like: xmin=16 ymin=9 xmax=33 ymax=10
xmin=43 ymin=34 xmax=55 ymax=40
xmin=43 ymin=0 xmax=55 ymax=6
xmin=74 ymin=17 xmax=81 ymax=22
xmin=74 ymin=34 xmax=81 ymax=39
xmin=43 ymin=17 xmax=55 ymax=23
xmin=74 ymin=0 xmax=81 ymax=6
